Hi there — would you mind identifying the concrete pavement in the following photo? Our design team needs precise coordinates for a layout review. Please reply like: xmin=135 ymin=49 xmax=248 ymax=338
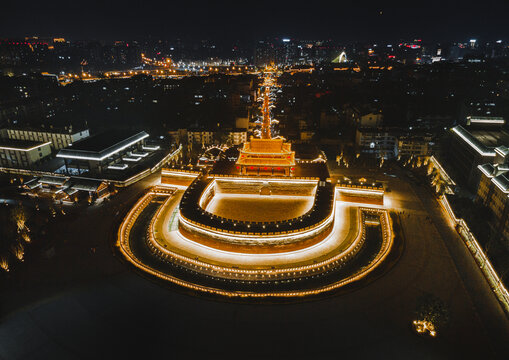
xmin=1 ymin=169 xmax=508 ymax=359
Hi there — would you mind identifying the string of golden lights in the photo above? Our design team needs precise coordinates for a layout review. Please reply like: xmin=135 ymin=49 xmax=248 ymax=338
xmin=116 ymin=186 xmax=395 ymax=297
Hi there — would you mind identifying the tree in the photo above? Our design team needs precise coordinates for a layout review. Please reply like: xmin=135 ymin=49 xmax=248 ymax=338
xmin=415 ymin=293 xmax=450 ymax=334
xmin=10 ymin=204 xmax=27 ymax=232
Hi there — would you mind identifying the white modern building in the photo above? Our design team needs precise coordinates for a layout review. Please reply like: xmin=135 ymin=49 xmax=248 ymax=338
xmin=57 ymin=129 xmax=149 ymax=174
xmin=1 ymin=127 xmax=90 ymax=150
xmin=0 ymin=139 xmax=52 ymax=168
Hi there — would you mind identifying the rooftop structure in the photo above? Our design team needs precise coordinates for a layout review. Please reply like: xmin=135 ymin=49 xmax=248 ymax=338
xmin=466 ymin=116 xmax=505 ymax=127
xmin=0 ymin=139 xmax=52 ymax=168
xmin=293 ymin=144 xmax=327 ymax=163
xmin=0 ymin=139 xmax=51 ymax=151
xmin=58 ymin=130 xmax=148 ymax=160
xmin=451 ymin=126 xmax=496 ymax=156
xmin=23 ymin=175 xmax=110 ymax=203
xmin=57 ymin=129 xmax=149 ymax=174
xmin=236 ymin=138 xmax=295 ymax=176
xmin=448 ymin=125 xmax=509 ymax=190
xmin=477 ymin=146 xmax=509 ymax=245
xmin=1 ymin=126 xmax=90 ymax=150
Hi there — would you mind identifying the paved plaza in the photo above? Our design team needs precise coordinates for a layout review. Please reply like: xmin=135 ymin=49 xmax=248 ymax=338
xmin=0 ymin=169 xmax=508 ymax=359
xmin=206 ymin=194 xmax=314 ymax=222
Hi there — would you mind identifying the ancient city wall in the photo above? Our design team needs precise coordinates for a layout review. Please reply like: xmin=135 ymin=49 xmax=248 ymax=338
xmin=214 ymin=178 xmax=317 ymax=196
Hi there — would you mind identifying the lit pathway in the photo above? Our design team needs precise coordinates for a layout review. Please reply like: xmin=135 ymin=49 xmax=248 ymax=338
xmin=153 ymin=191 xmax=359 ymax=269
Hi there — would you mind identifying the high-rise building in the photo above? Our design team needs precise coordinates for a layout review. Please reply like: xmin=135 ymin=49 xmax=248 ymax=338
xmin=254 ymin=40 xmax=275 ymax=67
xmin=275 ymin=38 xmax=298 ymax=66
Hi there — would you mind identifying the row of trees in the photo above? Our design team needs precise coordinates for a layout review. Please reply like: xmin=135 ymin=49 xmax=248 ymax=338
xmin=0 ymin=205 xmax=30 ymax=272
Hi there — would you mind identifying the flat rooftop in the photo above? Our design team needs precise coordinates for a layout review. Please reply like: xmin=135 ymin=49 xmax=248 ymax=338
xmin=246 ymin=138 xmax=287 ymax=153
xmin=205 ymin=194 xmax=314 ymax=222
xmin=69 ymin=177 xmax=105 ymax=191
xmin=293 ymin=144 xmax=323 ymax=161
xmin=451 ymin=126 xmax=496 ymax=156
xmin=0 ymin=139 xmax=50 ymax=151
xmin=211 ymin=160 xmax=329 ymax=180
xmin=57 ymin=130 xmax=149 ymax=161
xmin=471 ymin=129 xmax=509 ymax=147
xmin=3 ymin=125 xmax=89 ymax=135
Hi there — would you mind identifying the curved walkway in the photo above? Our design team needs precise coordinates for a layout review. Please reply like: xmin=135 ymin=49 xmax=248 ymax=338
xmin=155 ymin=190 xmax=358 ymax=268
xmin=117 ymin=187 xmax=397 ymax=297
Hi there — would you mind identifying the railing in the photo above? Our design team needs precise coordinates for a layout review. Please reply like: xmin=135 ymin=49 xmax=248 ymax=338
xmin=148 ymin=205 xmax=370 ymax=281
xmin=0 ymin=166 xmax=64 ymax=178
xmin=162 ymin=168 xmax=201 ymax=175
xmin=179 ymin=176 xmax=334 ymax=236
xmin=429 ymin=155 xmax=456 ymax=187
xmin=118 ymin=193 xmax=395 ymax=297
xmin=337 ymin=183 xmax=384 ymax=191
xmin=212 ymin=173 xmax=320 ymax=181
xmin=111 ymin=145 xmax=182 ymax=187
xmin=440 ymin=195 xmax=509 ymax=315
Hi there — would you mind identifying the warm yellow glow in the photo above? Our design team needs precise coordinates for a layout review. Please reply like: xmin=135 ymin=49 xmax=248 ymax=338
xmin=413 ymin=320 xmax=437 ymax=337
xmin=22 ymin=232 xmax=31 ymax=243
xmin=116 ymin=186 xmax=394 ymax=297
xmin=13 ymin=244 xmax=24 ymax=262
xmin=0 ymin=257 xmax=9 ymax=272
xmin=440 ymin=195 xmax=509 ymax=313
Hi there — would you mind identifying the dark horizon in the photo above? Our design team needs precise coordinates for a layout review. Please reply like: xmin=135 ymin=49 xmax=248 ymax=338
xmin=1 ymin=1 xmax=509 ymax=43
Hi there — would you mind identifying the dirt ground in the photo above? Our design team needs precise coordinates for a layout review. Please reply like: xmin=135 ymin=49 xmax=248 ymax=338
xmin=205 ymin=194 xmax=314 ymax=222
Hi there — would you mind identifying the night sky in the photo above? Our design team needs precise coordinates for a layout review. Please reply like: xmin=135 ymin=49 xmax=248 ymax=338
xmin=1 ymin=0 xmax=508 ymax=42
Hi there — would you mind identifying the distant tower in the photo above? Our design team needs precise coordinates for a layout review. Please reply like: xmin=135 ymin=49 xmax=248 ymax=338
xmin=254 ymin=40 xmax=275 ymax=67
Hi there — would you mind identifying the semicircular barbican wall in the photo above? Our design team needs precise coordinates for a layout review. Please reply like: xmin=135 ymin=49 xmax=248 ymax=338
xmin=178 ymin=174 xmax=335 ymax=246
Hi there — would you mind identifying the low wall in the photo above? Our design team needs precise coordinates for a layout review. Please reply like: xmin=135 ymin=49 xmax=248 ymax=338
xmin=440 ymin=195 xmax=509 ymax=316
xmin=336 ymin=186 xmax=384 ymax=206
xmin=179 ymin=176 xmax=334 ymax=238
xmin=179 ymin=221 xmax=334 ymax=253
xmin=161 ymin=173 xmax=198 ymax=187
xmin=214 ymin=178 xmax=317 ymax=196
xmin=338 ymin=193 xmax=383 ymax=206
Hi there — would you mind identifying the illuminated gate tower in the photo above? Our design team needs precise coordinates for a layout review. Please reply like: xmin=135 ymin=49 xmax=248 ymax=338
xmin=236 ymin=76 xmax=295 ymax=176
